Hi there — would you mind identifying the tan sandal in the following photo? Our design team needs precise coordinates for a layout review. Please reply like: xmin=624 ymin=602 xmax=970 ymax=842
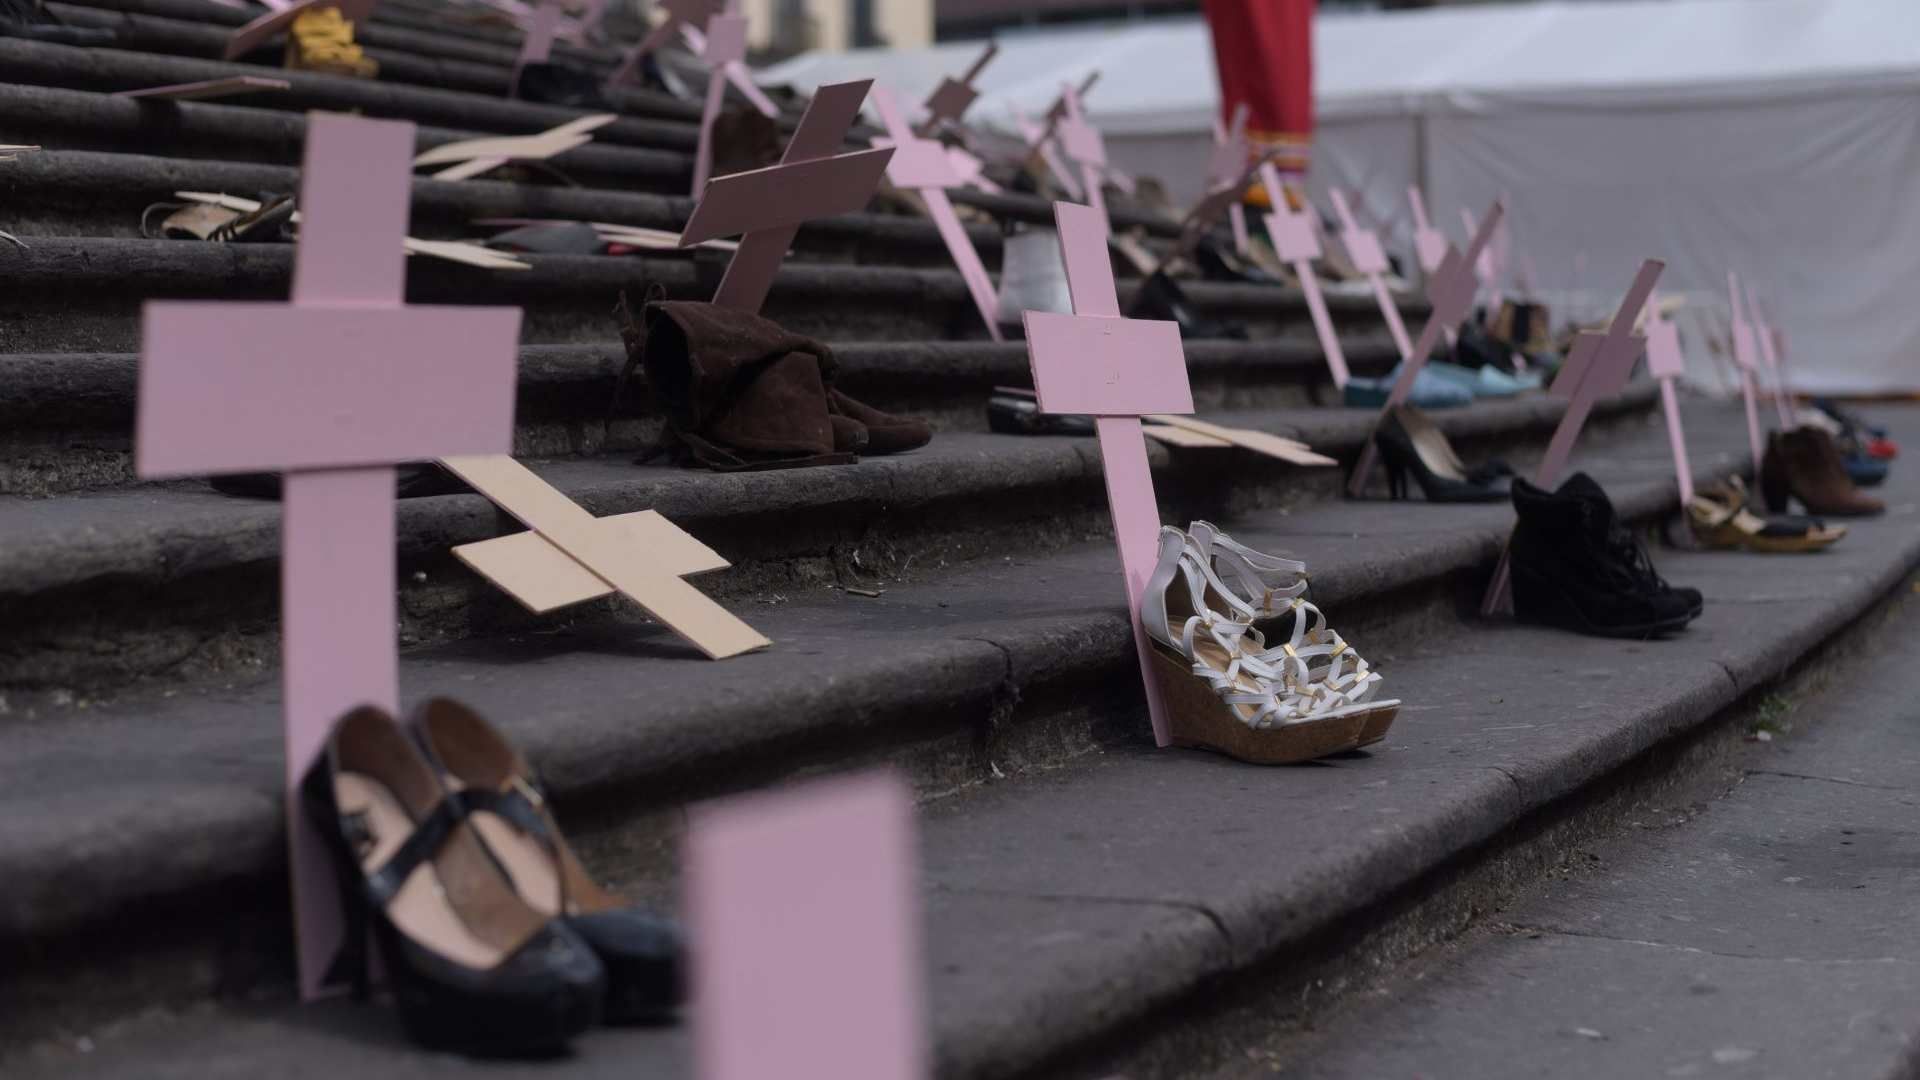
xmin=1688 ymin=477 xmax=1845 ymax=553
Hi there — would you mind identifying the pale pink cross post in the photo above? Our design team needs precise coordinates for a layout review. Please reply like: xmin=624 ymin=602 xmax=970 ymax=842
xmin=508 ymin=0 xmax=561 ymax=98
xmin=1329 ymin=186 xmax=1413 ymax=360
xmin=1460 ymin=206 xmax=1504 ymax=314
xmin=1728 ymin=271 xmax=1768 ymax=478
xmin=918 ymin=40 xmax=998 ymax=137
xmin=1258 ymin=163 xmax=1348 ymax=389
xmin=869 ymin=85 xmax=1001 ymax=341
xmin=677 ymin=7 xmax=781 ymax=118
xmin=1407 ymin=185 xmax=1449 ymax=276
xmin=1022 ymin=201 xmax=1193 ymax=745
xmin=136 ymin=113 xmax=521 ymax=998
xmin=1746 ymin=283 xmax=1795 ymax=427
xmin=1207 ymin=103 xmax=1253 ymax=255
xmin=1346 ymin=202 xmax=1505 ymax=499
xmin=678 ymin=80 xmax=895 ymax=315
xmin=689 ymin=14 xmax=749 ymax=194
xmin=689 ymin=771 xmax=926 ymax=1080
xmin=1013 ymin=107 xmax=1084 ymax=201
xmin=1643 ymin=291 xmax=1695 ymax=504
xmin=1482 ymin=259 xmax=1664 ymax=615
xmin=1055 ymin=82 xmax=1109 ymax=227
xmin=609 ymin=0 xmax=775 ymax=118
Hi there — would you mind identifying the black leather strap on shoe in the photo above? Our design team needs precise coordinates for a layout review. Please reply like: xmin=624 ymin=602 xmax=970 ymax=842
xmin=363 ymin=791 xmax=471 ymax=907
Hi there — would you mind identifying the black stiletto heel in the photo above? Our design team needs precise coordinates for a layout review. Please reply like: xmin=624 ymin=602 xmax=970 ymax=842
xmin=302 ymin=706 xmax=606 ymax=1056
xmin=1370 ymin=407 xmax=1510 ymax=503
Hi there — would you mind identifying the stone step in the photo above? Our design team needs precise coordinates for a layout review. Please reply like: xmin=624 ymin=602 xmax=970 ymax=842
xmin=0 ymin=402 xmax=1858 ymax=1078
xmin=2 ymin=149 xmax=1011 ymax=273
xmin=0 ymin=334 xmax=1401 ymax=495
xmin=0 ymin=237 xmax=1388 ymax=349
xmin=0 ymin=388 xmax=1645 ymax=690
xmin=0 ymin=49 xmax=1179 ymax=237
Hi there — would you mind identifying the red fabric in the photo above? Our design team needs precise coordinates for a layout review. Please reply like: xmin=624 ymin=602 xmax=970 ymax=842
xmin=1203 ymin=0 xmax=1315 ymax=181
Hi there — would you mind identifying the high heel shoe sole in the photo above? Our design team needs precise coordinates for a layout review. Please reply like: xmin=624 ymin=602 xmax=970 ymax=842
xmin=1151 ymin=645 xmax=1375 ymax=764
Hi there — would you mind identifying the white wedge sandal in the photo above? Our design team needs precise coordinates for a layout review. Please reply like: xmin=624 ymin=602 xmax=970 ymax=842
xmin=1140 ymin=527 xmax=1370 ymax=764
xmin=1186 ymin=521 xmax=1400 ymax=747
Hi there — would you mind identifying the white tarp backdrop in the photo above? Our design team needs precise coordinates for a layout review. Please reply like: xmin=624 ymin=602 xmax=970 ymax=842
xmin=761 ymin=0 xmax=1920 ymax=395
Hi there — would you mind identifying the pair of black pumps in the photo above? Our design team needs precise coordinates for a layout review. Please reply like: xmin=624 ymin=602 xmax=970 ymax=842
xmin=304 ymin=700 xmax=682 ymax=1056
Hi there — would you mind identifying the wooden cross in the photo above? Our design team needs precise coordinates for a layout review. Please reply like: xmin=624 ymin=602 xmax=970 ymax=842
xmin=869 ymin=86 xmax=1000 ymax=340
xmin=1481 ymin=260 xmax=1664 ymax=616
xmin=1407 ymin=185 xmax=1449 ymax=276
xmin=690 ymin=14 xmax=749 ymax=194
xmin=137 ymin=114 xmax=522 ymax=998
xmin=1727 ymin=271 xmax=1769 ymax=477
xmin=1745 ymin=282 xmax=1795 ymax=427
xmin=1015 ymin=71 xmax=1100 ymax=201
xmin=414 ymin=112 xmax=617 ymax=182
xmin=508 ymin=0 xmax=561 ymax=97
xmin=1345 ymin=201 xmax=1504 ymax=499
xmin=1460 ymin=205 xmax=1503 ymax=314
xmin=1207 ymin=103 xmax=1252 ymax=255
xmin=611 ymin=0 xmax=779 ymax=117
xmin=1055 ymin=82 xmax=1109 ymax=227
xmin=678 ymin=79 xmax=895 ymax=315
xmin=1022 ymin=201 xmax=1194 ymax=745
xmin=1329 ymin=186 xmax=1413 ymax=359
xmin=919 ymin=41 xmax=998 ymax=136
xmin=1643 ymin=291 xmax=1695 ymax=504
xmin=1258 ymin=163 xmax=1348 ymax=388
xmin=689 ymin=771 xmax=925 ymax=1080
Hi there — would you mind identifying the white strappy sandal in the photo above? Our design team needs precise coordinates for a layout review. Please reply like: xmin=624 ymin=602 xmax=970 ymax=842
xmin=1140 ymin=527 xmax=1369 ymax=764
xmin=1187 ymin=520 xmax=1400 ymax=747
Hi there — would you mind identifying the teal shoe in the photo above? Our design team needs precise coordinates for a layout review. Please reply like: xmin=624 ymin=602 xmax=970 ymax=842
xmin=1425 ymin=361 xmax=1541 ymax=398
xmin=1344 ymin=365 xmax=1474 ymax=409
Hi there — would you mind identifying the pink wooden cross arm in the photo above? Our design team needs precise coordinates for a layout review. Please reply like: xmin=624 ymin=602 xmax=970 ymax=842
xmin=1013 ymin=108 xmax=1082 ymax=201
xmin=224 ymin=0 xmax=375 ymax=59
xmin=1460 ymin=206 xmax=1502 ymax=314
xmin=1407 ymin=185 xmax=1448 ymax=275
xmin=1642 ymin=290 xmax=1695 ymax=504
xmin=870 ymin=86 xmax=1000 ymax=341
xmin=137 ymin=113 xmax=520 ymax=999
xmin=690 ymin=771 xmax=926 ymax=1080
xmin=1259 ymin=163 xmax=1348 ymax=389
xmin=1056 ymin=83 xmax=1108 ymax=227
xmin=606 ymin=0 xmax=721 ymax=87
xmin=1330 ymin=186 xmax=1412 ymax=359
xmin=690 ymin=14 xmax=748 ymax=194
xmin=919 ymin=40 xmax=998 ymax=135
xmin=679 ymin=22 xmax=781 ymax=118
xmin=118 ymin=75 xmax=291 ymax=100
xmin=680 ymin=80 xmax=894 ymax=316
xmin=1482 ymin=259 xmax=1663 ymax=616
xmin=1022 ymin=202 xmax=1193 ymax=745
xmin=509 ymin=0 xmax=562 ymax=98
xmin=1345 ymin=201 xmax=1504 ymax=499
xmin=1728 ymin=271 xmax=1767 ymax=478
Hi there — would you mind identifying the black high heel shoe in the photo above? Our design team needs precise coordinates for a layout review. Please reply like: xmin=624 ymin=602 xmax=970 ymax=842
xmin=302 ymin=706 xmax=606 ymax=1055
xmin=1370 ymin=405 xmax=1511 ymax=503
xmin=409 ymin=698 xmax=687 ymax=1025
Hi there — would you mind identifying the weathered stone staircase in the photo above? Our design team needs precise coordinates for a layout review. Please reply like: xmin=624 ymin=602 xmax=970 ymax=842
xmin=2 ymin=6 xmax=1916 ymax=1077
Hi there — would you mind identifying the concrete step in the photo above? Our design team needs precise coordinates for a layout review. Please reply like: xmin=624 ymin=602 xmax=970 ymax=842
xmin=1201 ymin=535 xmax=1920 ymax=1080
xmin=0 ymin=334 xmax=1402 ymax=495
xmin=0 ymin=237 xmax=1392 ymax=349
xmin=0 ymin=387 xmax=1643 ymax=689
xmin=3 ymin=403 xmax=1892 ymax=1080
xmin=1 ymin=149 xmax=1005 ymax=271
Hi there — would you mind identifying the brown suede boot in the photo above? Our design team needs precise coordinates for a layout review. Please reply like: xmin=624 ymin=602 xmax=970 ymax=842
xmin=827 ymin=388 xmax=932 ymax=455
xmin=1761 ymin=426 xmax=1883 ymax=517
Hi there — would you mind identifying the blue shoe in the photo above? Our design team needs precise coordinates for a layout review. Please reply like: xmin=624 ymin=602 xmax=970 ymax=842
xmin=1425 ymin=361 xmax=1541 ymax=398
xmin=1844 ymin=451 xmax=1889 ymax=488
xmin=1344 ymin=365 xmax=1474 ymax=409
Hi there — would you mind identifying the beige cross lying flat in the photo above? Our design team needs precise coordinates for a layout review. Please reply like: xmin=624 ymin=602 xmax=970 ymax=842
xmin=441 ymin=455 xmax=770 ymax=660
xmin=175 ymin=191 xmax=529 ymax=271
xmin=1144 ymin=415 xmax=1336 ymax=466
xmin=414 ymin=114 xmax=618 ymax=181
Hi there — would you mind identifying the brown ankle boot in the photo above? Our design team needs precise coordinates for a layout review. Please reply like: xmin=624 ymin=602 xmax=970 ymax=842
xmin=1761 ymin=426 xmax=1883 ymax=517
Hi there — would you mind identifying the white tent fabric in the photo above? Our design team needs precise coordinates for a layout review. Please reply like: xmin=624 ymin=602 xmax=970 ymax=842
xmin=760 ymin=0 xmax=1920 ymax=394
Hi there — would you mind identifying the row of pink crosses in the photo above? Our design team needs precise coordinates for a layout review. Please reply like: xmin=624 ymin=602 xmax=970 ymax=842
xmin=136 ymin=98 xmax=926 ymax=1078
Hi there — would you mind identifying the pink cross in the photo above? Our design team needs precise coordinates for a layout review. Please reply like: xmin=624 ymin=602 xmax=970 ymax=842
xmin=1482 ymin=259 xmax=1664 ymax=616
xmin=1022 ymin=201 xmax=1193 ymax=745
xmin=136 ymin=114 xmax=521 ymax=998
xmin=1259 ymin=163 xmax=1348 ymax=389
xmin=689 ymin=771 xmax=925 ymax=1080
xmin=870 ymin=85 xmax=1000 ymax=340
xmin=1166 ymin=150 xmax=1270 ymax=272
xmin=689 ymin=13 xmax=748 ymax=194
xmin=1345 ymin=201 xmax=1504 ymax=499
xmin=606 ymin=0 xmax=720 ymax=86
xmin=224 ymin=0 xmax=375 ymax=60
xmin=1330 ymin=186 xmax=1413 ymax=359
xmin=1643 ymin=291 xmax=1695 ymax=504
xmin=1055 ymin=83 xmax=1109 ymax=226
xmin=1460 ymin=206 xmax=1503 ymax=312
xmin=1746 ymin=282 xmax=1795 ymax=427
xmin=1728 ymin=271 xmax=1769 ymax=477
xmin=678 ymin=80 xmax=895 ymax=315
xmin=508 ymin=0 xmax=561 ymax=98
xmin=919 ymin=41 xmax=998 ymax=136
xmin=1407 ymin=185 xmax=1449 ymax=276
xmin=1013 ymin=107 xmax=1083 ymax=201
xmin=1207 ymin=103 xmax=1252 ymax=255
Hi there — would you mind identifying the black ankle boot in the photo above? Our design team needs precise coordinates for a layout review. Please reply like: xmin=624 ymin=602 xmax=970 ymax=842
xmin=1126 ymin=270 xmax=1247 ymax=340
xmin=1508 ymin=472 xmax=1701 ymax=638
